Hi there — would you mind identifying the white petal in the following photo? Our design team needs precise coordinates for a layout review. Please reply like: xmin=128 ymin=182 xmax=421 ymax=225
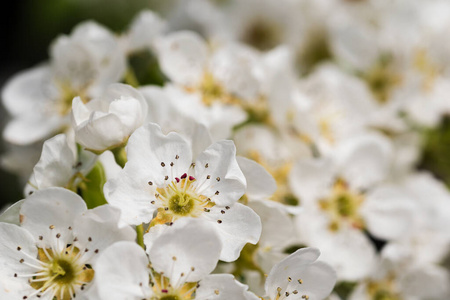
xmin=29 ymin=134 xmax=76 ymax=189
xmin=74 ymin=205 xmax=136 ymax=261
xmin=127 ymin=10 xmax=167 ymax=51
xmin=289 ymin=157 xmax=335 ymax=204
xmin=335 ymin=133 xmax=393 ymax=190
xmin=0 ymin=223 xmax=38 ymax=277
xmin=155 ymin=31 xmax=207 ymax=86
xmin=194 ymin=141 xmax=246 ymax=207
xmin=204 ymin=202 xmax=261 ymax=262
xmin=104 ymin=169 xmax=157 ymax=226
xmin=400 ymin=265 xmax=450 ymax=299
xmin=0 ymin=200 xmax=24 ymax=225
xmin=3 ymin=114 xmax=64 ymax=145
xmin=1 ymin=64 xmax=52 ymax=117
xmin=265 ymin=248 xmax=336 ymax=300
xmin=20 ymin=187 xmax=87 ymax=248
xmin=126 ymin=123 xmax=192 ymax=185
xmin=362 ymin=185 xmax=416 ymax=240
xmin=237 ymin=156 xmax=276 ymax=200
xmin=148 ymin=218 xmax=222 ymax=284
xmin=94 ymin=241 xmax=151 ymax=300
xmin=196 ymin=274 xmax=258 ymax=300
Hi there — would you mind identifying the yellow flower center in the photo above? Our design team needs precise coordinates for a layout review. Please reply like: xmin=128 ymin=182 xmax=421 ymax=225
xmin=150 ymin=175 xmax=215 ymax=226
xmin=30 ymin=246 xmax=94 ymax=300
xmin=318 ymin=179 xmax=364 ymax=231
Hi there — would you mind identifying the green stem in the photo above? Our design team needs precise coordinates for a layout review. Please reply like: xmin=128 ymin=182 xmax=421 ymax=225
xmin=136 ymin=224 xmax=145 ymax=250
xmin=111 ymin=146 xmax=127 ymax=168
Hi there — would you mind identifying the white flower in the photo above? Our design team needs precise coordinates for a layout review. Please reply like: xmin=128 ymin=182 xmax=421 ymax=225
xmin=104 ymin=122 xmax=261 ymax=261
xmin=2 ymin=21 xmax=126 ymax=146
xmin=94 ymin=218 xmax=255 ymax=300
xmin=71 ymin=83 xmax=148 ymax=153
xmin=263 ymin=248 xmax=336 ymax=300
xmin=0 ymin=188 xmax=135 ymax=299
xmin=25 ymin=133 xmax=97 ymax=195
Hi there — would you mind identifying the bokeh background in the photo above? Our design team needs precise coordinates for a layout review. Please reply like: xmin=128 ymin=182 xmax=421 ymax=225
xmin=0 ymin=0 xmax=155 ymax=206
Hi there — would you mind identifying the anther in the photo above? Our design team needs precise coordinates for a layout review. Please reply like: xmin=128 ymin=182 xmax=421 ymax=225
xmin=288 ymin=277 xmax=292 ymax=282
xmin=151 ymin=201 xmax=155 ymax=204
xmin=172 ymin=256 xmax=177 ymax=261
xmin=148 ymin=181 xmax=153 ymax=185
xmin=217 ymin=220 xmax=222 ymax=224
xmin=191 ymin=267 xmax=195 ymax=271
xmin=88 ymin=237 xmax=92 ymax=242
xmin=95 ymin=249 xmax=99 ymax=253
xmin=293 ymin=290 xmax=298 ymax=294
xmin=161 ymin=162 xmax=165 ymax=167
xmin=170 ymin=162 xmax=174 ymax=167
xmin=181 ymin=173 xmax=187 ymax=179
xmin=214 ymin=290 xmax=219 ymax=295
xmin=56 ymin=233 xmax=61 ymax=238
xmin=175 ymin=155 xmax=179 ymax=159
xmin=286 ymin=292 xmax=290 ymax=297
xmin=298 ymin=279 xmax=303 ymax=284
xmin=215 ymin=191 xmax=220 ymax=195
xmin=189 ymin=176 xmax=196 ymax=181
xmin=176 ymin=177 xmax=180 ymax=183
xmin=206 ymin=175 xmax=211 ymax=179
xmin=49 ymin=225 xmax=55 ymax=230
xmin=164 ymin=207 xmax=169 ymax=211
xmin=165 ymin=176 xmax=169 ymax=180
xmin=302 ymin=295 xmax=309 ymax=299
xmin=191 ymin=163 xmax=196 ymax=168
xmin=216 ymin=177 xmax=220 ymax=181
xmin=20 ymin=259 xmax=24 ymax=263
xmin=221 ymin=210 xmax=225 ymax=214
xmin=17 ymin=246 xmax=21 ymax=251
xmin=225 ymin=206 xmax=230 ymax=210
xmin=155 ymin=193 xmax=160 ymax=198
xmin=205 ymin=163 xmax=209 ymax=168
xmin=14 ymin=273 xmax=17 ymax=277
xmin=68 ymin=226 xmax=72 ymax=230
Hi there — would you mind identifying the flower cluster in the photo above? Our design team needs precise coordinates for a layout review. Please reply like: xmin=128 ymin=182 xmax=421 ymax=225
xmin=2 ymin=0 xmax=450 ymax=299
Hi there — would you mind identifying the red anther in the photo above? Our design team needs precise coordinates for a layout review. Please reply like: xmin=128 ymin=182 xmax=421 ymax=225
xmin=189 ymin=176 xmax=196 ymax=181
xmin=175 ymin=177 xmax=180 ymax=183
xmin=162 ymin=289 xmax=168 ymax=293
xmin=181 ymin=173 xmax=187 ymax=179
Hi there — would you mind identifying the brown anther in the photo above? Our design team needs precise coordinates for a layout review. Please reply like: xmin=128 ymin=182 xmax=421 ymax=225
xmin=206 ymin=175 xmax=211 ymax=179
xmin=17 ymin=246 xmax=21 ymax=251
xmin=39 ymin=236 xmax=43 ymax=240
xmin=221 ymin=210 xmax=225 ymax=214
xmin=165 ymin=176 xmax=169 ymax=180
xmin=161 ymin=162 xmax=165 ymax=167
xmin=151 ymin=201 xmax=155 ymax=204
xmin=217 ymin=220 xmax=222 ymax=224
xmin=20 ymin=259 xmax=24 ymax=263
xmin=215 ymin=191 xmax=220 ymax=195
xmin=214 ymin=290 xmax=219 ymax=295
xmin=95 ymin=249 xmax=99 ymax=253
xmin=56 ymin=233 xmax=61 ymax=238
xmin=148 ymin=181 xmax=153 ymax=185
xmin=175 ymin=155 xmax=179 ymax=159
xmin=49 ymin=225 xmax=55 ymax=230
xmin=225 ymin=206 xmax=230 ymax=210
xmin=164 ymin=207 xmax=169 ymax=211
xmin=88 ymin=237 xmax=92 ymax=242
xmin=170 ymin=162 xmax=174 ymax=167
xmin=298 ymin=279 xmax=303 ymax=284
xmin=288 ymin=277 xmax=292 ymax=282
xmin=293 ymin=290 xmax=298 ymax=294
xmin=205 ymin=163 xmax=209 ymax=168
xmin=216 ymin=177 xmax=220 ymax=181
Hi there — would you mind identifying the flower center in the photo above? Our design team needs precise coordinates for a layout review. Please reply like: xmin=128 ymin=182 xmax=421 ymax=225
xmin=168 ymin=193 xmax=195 ymax=216
xmin=150 ymin=174 xmax=215 ymax=226
xmin=149 ymin=271 xmax=197 ymax=300
xmin=29 ymin=246 xmax=94 ymax=299
xmin=319 ymin=179 xmax=364 ymax=231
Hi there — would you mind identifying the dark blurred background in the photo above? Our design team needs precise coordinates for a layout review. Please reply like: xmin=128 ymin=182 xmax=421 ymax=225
xmin=0 ymin=0 xmax=153 ymax=207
